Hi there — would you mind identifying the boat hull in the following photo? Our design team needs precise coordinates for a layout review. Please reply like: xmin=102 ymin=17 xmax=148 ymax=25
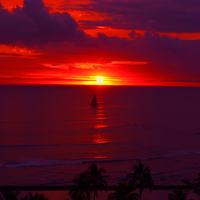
xmin=90 ymin=103 xmax=98 ymax=107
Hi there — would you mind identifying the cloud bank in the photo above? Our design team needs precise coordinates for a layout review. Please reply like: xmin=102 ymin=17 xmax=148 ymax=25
xmin=72 ymin=0 xmax=200 ymax=33
xmin=0 ymin=0 xmax=200 ymax=85
xmin=0 ymin=0 xmax=85 ymax=45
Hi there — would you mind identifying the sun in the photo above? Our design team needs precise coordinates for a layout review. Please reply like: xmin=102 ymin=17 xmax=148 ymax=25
xmin=97 ymin=77 xmax=103 ymax=84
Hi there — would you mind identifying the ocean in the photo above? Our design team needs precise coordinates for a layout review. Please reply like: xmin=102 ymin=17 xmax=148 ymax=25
xmin=0 ymin=85 xmax=200 ymax=198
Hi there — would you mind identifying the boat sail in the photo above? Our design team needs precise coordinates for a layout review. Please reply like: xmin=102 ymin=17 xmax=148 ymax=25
xmin=90 ymin=93 xmax=98 ymax=106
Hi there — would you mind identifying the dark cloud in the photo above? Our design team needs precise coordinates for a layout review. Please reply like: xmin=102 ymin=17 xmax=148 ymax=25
xmin=144 ymin=32 xmax=187 ymax=53
xmin=129 ymin=30 xmax=141 ymax=38
xmin=0 ymin=0 xmax=85 ymax=46
xmin=23 ymin=0 xmax=45 ymax=11
xmin=71 ymin=0 xmax=200 ymax=33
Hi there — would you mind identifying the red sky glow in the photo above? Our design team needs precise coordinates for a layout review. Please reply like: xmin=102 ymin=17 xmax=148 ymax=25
xmin=0 ymin=0 xmax=200 ymax=86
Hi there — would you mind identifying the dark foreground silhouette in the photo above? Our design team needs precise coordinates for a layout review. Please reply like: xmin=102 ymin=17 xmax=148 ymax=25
xmin=0 ymin=161 xmax=199 ymax=200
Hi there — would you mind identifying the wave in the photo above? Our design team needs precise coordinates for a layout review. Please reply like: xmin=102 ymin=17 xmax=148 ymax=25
xmin=0 ymin=144 xmax=66 ymax=149
xmin=0 ymin=140 xmax=136 ymax=149
xmin=1 ymin=150 xmax=199 ymax=168
xmin=0 ymin=160 xmax=84 ymax=168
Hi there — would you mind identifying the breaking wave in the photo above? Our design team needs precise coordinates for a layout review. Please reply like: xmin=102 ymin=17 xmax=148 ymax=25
xmin=1 ymin=150 xmax=199 ymax=168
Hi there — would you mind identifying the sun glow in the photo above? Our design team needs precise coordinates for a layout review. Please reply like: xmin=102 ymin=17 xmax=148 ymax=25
xmin=97 ymin=77 xmax=103 ymax=84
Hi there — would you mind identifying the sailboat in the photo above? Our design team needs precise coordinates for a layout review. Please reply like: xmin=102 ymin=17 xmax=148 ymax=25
xmin=90 ymin=93 xmax=98 ymax=107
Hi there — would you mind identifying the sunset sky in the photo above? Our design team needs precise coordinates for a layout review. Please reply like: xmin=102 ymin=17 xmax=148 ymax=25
xmin=0 ymin=0 xmax=200 ymax=86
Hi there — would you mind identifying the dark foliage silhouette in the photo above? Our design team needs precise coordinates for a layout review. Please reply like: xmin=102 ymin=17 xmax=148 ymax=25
xmin=182 ymin=172 xmax=200 ymax=197
xmin=107 ymin=180 xmax=138 ymax=200
xmin=167 ymin=189 xmax=191 ymax=200
xmin=126 ymin=160 xmax=154 ymax=200
xmin=69 ymin=172 xmax=91 ymax=200
xmin=27 ymin=193 xmax=49 ymax=200
xmin=85 ymin=164 xmax=108 ymax=200
xmin=0 ymin=187 xmax=26 ymax=200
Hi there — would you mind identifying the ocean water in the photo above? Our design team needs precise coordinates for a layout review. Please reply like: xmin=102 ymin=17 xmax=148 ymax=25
xmin=0 ymin=85 xmax=200 ymax=188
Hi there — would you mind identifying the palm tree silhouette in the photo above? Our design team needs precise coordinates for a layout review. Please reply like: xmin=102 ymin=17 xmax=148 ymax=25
xmin=0 ymin=188 xmax=48 ymax=200
xmin=194 ymin=173 xmax=200 ymax=196
xmin=0 ymin=187 xmax=22 ymax=200
xmin=107 ymin=180 xmax=138 ymax=200
xmin=85 ymin=164 xmax=108 ymax=200
xmin=182 ymin=172 xmax=200 ymax=197
xmin=28 ymin=193 xmax=49 ymax=200
xmin=126 ymin=160 xmax=154 ymax=200
xmin=69 ymin=172 xmax=91 ymax=200
xmin=167 ymin=189 xmax=191 ymax=200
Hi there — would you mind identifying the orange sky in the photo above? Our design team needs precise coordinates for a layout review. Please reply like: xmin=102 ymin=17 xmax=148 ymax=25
xmin=0 ymin=0 xmax=200 ymax=86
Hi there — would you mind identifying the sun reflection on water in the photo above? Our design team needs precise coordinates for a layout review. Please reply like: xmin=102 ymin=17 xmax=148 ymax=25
xmin=91 ymin=151 xmax=108 ymax=159
xmin=93 ymin=133 xmax=112 ymax=144
xmin=90 ymin=94 xmax=114 ymax=145
xmin=93 ymin=103 xmax=110 ymax=129
xmin=94 ymin=124 xmax=109 ymax=129
xmin=93 ymin=156 xmax=108 ymax=159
